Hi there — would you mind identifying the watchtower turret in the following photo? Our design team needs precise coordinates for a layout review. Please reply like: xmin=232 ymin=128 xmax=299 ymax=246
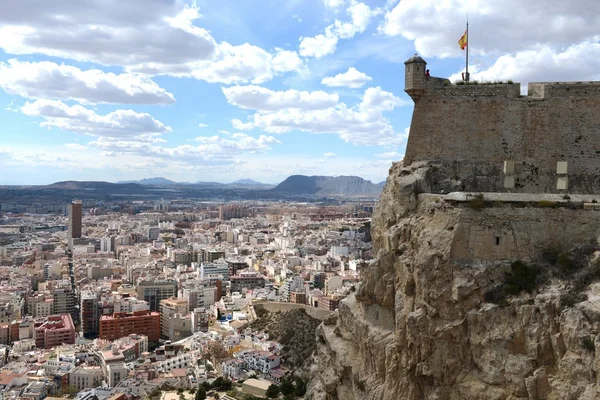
xmin=404 ymin=54 xmax=427 ymax=101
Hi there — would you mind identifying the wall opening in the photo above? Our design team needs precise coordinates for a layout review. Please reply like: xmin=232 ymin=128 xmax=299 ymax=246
xmin=495 ymin=236 xmax=501 ymax=246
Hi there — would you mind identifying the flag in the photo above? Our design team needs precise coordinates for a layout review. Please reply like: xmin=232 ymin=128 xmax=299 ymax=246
xmin=458 ymin=30 xmax=468 ymax=50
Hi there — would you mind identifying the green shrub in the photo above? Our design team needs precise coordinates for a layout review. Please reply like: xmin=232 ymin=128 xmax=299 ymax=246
xmin=484 ymin=261 xmax=541 ymax=305
xmin=572 ymin=260 xmax=600 ymax=293
xmin=560 ymin=292 xmax=588 ymax=308
xmin=541 ymin=247 xmax=560 ymax=264
xmin=467 ymin=193 xmax=485 ymax=211
xmin=355 ymin=379 xmax=366 ymax=391
xmin=581 ymin=336 xmax=595 ymax=352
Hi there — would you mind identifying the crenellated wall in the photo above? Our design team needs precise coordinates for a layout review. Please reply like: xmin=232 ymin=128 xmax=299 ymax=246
xmin=404 ymin=81 xmax=600 ymax=193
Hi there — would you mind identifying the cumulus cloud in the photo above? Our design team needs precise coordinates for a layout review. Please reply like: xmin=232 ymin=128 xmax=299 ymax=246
xmin=0 ymin=3 xmax=304 ymax=85
xmin=323 ymin=0 xmax=346 ymax=10
xmin=89 ymin=133 xmax=279 ymax=164
xmin=324 ymin=152 xmax=338 ymax=158
xmin=375 ymin=151 xmax=402 ymax=159
xmin=231 ymin=86 xmax=408 ymax=146
xmin=0 ymin=59 xmax=175 ymax=105
xmin=21 ymin=99 xmax=171 ymax=139
xmin=448 ymin=42 xmax=600 ymax=87
xmin=222 ymin=85 xmax=339 ymax=111
xmin=379 ymin=0 xmax=600 ymax=59
xmin=64 ymin=143 xmax=87 ymax=150
xmin=0 ymin=3 xmax=216 ymax=66
xmin=322 ymin=67 xmax=372 ymax=88
xmin=198 ymin=123 xmax=208 ymax=128
xmin=299 ymin=1 xmax=381 ymax=58
xmin=130 ymin=42 xmax=306 ymax=85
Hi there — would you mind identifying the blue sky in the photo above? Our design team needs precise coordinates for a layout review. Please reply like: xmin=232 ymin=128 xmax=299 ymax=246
xmin=0 ymin=0 xmax=598 ymax=185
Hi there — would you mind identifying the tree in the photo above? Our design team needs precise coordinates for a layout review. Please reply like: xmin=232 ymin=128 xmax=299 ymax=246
xmin=211 ymin=377 xmax=233 ymax=391
xmin=266 ymin=384 xmax=280 ymax=399
xmin=206 ymin=341 xmax=229 ymax=362
xmin=280 ymin=378 xmax=294 ymax=396
xmin=294 ymin=377 xmax=306 ymax=397
xmin=195 ymin=387 xmax=206 ymax=400
xmin=200 ymin=381 xmax=211 ymax=392
xmin=211 ymin=377 xmax=224 ymax=390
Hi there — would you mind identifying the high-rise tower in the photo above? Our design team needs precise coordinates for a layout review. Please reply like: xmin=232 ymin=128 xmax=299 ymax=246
xmin=68 ymin=200 xmax=83 ymax=239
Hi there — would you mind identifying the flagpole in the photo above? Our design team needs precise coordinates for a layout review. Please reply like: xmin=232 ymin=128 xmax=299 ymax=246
xmin=465 ymin=18 xmax=469 ymax=82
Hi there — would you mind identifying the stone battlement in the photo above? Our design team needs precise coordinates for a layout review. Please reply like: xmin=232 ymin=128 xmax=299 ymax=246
xmin=424 ymin=81 xmax=600 ymax=99
xmin=403 ymin=55 xmax=600 ymax=194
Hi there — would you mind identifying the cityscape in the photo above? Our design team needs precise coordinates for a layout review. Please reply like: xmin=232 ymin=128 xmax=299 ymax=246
xmin=0 ymin=196 xmax=373 ymax=400
xmin=1 ymin=0 xmax=599 ymax=399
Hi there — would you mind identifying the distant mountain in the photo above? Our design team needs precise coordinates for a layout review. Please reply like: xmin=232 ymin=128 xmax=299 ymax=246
xmin=271 ymin=175 xmax=384 ymax=197
xmin=231 ymin=179 xmax=264 ymax=185
xmin=45 ymin=180 xmax=144 ymax=191
xmin=118 ymin=177 xmax=178 ymax=185
xmin=194 ymin=180 xmax=224 ymax=186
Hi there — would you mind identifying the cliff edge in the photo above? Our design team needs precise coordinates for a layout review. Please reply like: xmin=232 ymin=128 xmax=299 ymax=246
xmin=306 ymin=160 xmax=600 ymax=400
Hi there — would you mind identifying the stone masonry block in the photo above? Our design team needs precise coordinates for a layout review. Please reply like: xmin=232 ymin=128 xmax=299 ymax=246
xmin=556 ymin=161 xmax=568 ymax=174
xmin=557 ymin=177 xmax=569 ymax=190
xmin=503 ymin=161 xmax=515 ymax=174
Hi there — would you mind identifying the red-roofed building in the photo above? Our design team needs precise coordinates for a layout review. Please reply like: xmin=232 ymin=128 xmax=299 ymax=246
xmin=34 ymin=314 xmax=75 ymax=349
xmin=99 ymin=310 xmax=160 ymax=342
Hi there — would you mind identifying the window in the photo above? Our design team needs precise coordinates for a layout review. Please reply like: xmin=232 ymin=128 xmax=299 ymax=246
xmin=495 ymin=237 xmax=501 ymax=246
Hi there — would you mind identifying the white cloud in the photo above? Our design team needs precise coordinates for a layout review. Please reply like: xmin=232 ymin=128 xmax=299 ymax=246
xmin=130 ymin=42 xmax=306 ymax=85
xmin=299 ymin=31 xmax=339 ymax=58
xmin=21 ymin=99 xmax=171 ymax=139
xmin=379 ymin=0 xmax=600 ymax=59
xmin=322 ymin=67 xmax=372 ymax=88
xmin=324 ymin=152 xmax=338 ymax=158
xmin=300 ymin=1 xmax=381 ymax=58
xmin=360 ymin=86 xmax=408 ymax=111
xmin=292 ymin=15 xmax=303 ymax=23
xmin=222 ymin=85 xmax=339 ymax=111
xmin=0 ymin=59 xmax=175 ymax=105
xmin=323 ymin=0 xmax=346 ymax=10
xmin=0 ymin=4 xmax=216 ymax=67
xmin=231 ymin=86 xmax=408 ymax=146
xmin=272 ymin=48 xmax=306 ymax=74
xmin=448 ymin=42 xmax=600 ymax=87
xmin=0 ymin=3 xmax=304 ymax=85
xmin=64 ymin=143 xmax=87 ymax=150
xmin=375 ymin=151 xmax=402 ymax=159
xmin=89 ymin=133 xmax=279 ymax=164
xmin=198 ymin=123 xmax=208 ymax=128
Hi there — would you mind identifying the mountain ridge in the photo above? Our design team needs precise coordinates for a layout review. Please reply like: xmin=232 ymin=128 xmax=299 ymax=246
xmin=271 ymin=175 xmax=384 ymax=196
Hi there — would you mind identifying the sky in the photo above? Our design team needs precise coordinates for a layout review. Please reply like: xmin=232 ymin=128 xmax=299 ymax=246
xmin=1 ymin=0 xmax=599 ymax=185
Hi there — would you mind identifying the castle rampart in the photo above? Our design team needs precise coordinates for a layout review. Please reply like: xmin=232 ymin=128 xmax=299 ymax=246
xmin=403 ymin=56 xmax=600 ymax=194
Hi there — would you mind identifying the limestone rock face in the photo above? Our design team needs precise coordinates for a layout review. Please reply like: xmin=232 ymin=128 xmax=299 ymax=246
xmin=306 ymin=161 xmax=600 ymax=400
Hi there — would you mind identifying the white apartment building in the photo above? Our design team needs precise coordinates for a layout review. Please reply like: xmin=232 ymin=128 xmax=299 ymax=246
xmin=200 ymin=262 xmax=230 ymax=280
xmin=156 ymin=350 xmax=201 ymax=372
xmin=222 ymin=358 xmax=245 ymax=380
xmin=242 ymin=351 xmax=281 ymax=374
xmin=100 ymin=236 xmax=112 ymax=253
xmin=69 ymin=366 xmax=104 ymax=391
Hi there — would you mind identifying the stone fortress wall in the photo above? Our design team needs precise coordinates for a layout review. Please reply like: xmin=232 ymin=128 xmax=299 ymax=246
xmin=403 ymin=55 xmax=600 ymax=194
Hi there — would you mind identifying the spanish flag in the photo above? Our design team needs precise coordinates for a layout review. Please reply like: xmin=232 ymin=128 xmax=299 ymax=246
xmin=458 ymin=31 xmax=468 ymax=50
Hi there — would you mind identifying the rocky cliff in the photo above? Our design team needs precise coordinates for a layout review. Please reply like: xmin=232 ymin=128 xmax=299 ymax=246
xmin=306 ymin=161 xmax=600 ymax=400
